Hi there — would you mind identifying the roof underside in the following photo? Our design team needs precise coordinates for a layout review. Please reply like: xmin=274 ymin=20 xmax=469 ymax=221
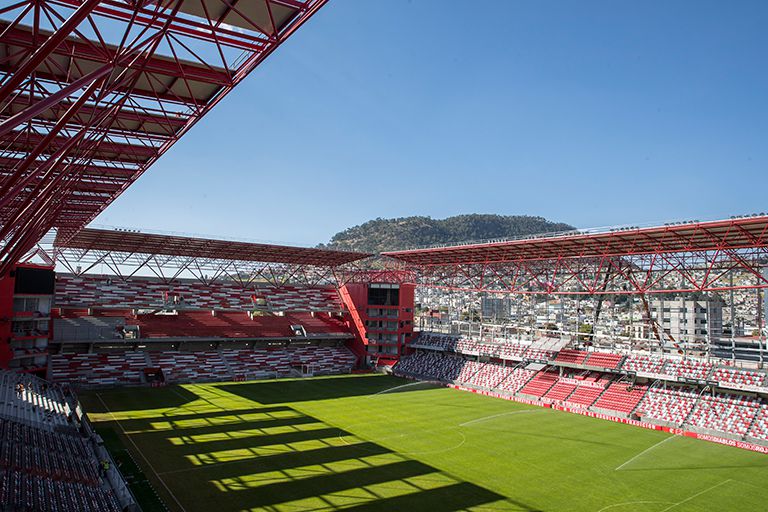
xmin=0 ymin=0 xmax=327 ymax=270
xmin=56 ymin=228 xmax=371 ymax=266
xmin=383 ymin=216 xmax=768 ymax=265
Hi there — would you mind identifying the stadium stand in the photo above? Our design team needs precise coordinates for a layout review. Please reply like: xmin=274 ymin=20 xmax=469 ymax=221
xmin=148 ymin=351 xmax=231 ymax=382
xmin=496 ymin=368 xmax=536 ymax=393
xmin=635 ymin=386 xmax=699 ymax=426
xmin=55 ymin=310 xmax=349 ymax=341
xmin=55 ymin=274 xmax=341 ymax=312
xmin=50 ymin=345 xmax=356 ymax=385
xmin=589 ymin=382 xmax=647 ymax=415
xmin=686 ymin=393 xmax=761 ymax=437
xmin=411 ymin=333 xmax=548 ymax=363
xmin=620 ymin=354 xmax=667 ymax=375
xmin=396 ymin=351 xmax=464 ymax=381
xmin=518 ymin=370 xmax=559 ymax=398
xmin=50 ymin=352 xmax=147 ymax=386
xmin=497 ymin=342 xmax=529 ymax=360
xmin=542 ymin=378 xmax=578 ymax=402
xmin=564 ymin=377 xmax=607 ymax=408
xmin=410 ymin=333 xmax=461 ymax=351
xmin=456 ymin=360 xmax=484 ymax=383
xmin=455 ymin=338 xmax=483 ymax=354
xmin=712 ymin=367 xmax=767 ymax=389
xmin=583 ymin=351 xmax=624 ymax=369
xmin=747 ymin=406 xmax=768 ymax=442
xmin=0 ymin=370 xmax=130 ymax=511
xmin=0 ymin=372 xmax=72 ymax=427
xmin=662 ymin=359 xmax=714 ymax=380
xmin=554 ymin=349 xmax=588 ymax=365
xmin=524 ymin=347 xmax=555 ymax=361
xmin=463 ymin=363 xmax=517 ymax=389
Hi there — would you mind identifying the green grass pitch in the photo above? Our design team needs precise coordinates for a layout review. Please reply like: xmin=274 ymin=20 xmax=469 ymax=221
xmin=79 ymin=374 xmax=768 ymax=512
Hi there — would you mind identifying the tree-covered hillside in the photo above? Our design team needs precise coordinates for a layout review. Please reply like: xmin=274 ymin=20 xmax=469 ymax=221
xmin=320 ymin=214 xmax=574 ymax=253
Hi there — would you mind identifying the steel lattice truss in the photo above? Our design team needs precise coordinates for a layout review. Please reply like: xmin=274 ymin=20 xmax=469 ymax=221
xmin=384 ymin=217 xmax=768 ymax=295
xmin=54 ymin=227 xmax=369 ymax=288
xmin=0 ymin=0 xmax=328 ymax=275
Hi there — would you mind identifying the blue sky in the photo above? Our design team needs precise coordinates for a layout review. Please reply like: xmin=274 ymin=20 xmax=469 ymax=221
xmin=93 ymin=0 xmax=768 ymax=246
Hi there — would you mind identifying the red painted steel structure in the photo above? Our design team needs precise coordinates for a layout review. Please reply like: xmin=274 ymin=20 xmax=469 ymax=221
xmin=54 ymin=227 xmax=370 ymax=287
xmin=383 ymin=216 xmax=768 ymax=295
xmin=0 ymin=0 xmax=329 ymax=276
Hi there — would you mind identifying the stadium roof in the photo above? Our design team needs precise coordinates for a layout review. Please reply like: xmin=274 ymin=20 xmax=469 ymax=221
xmin=0 ymin=0 xmax=328 ymax=274
xmin=55 ymin=228 xmax=370 ymax=266
xmin=383 ymin=216 xmax=768 ymax=265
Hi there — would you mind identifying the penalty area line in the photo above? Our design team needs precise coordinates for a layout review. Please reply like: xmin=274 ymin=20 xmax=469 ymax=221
xmin=372 ymin=381 xmax=431 ymax=396
xmin=658 ymin=479 xmax=732 ymax=512
xmin=614 ymin=434 xmax=677 ymax=471
xmin=459 ymin=408 xmax=543 ymax=427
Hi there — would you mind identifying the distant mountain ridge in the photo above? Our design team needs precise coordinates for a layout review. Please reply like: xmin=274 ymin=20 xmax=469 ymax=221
xmin=320 ymin=214 xmax=575 ymax=254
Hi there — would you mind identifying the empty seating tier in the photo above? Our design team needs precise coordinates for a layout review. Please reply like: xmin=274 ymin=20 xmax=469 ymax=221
xmin=663 ymin=359 xmax=713 ymax=380
xmin=0 ymin=372 xmax=73 ymax=428
xmin=50 ymin=352 xmax=148 ymax=386
xmin=56 ymin=274 xmax=341 ymax=312
xmin=496 ymin=368 xmax=535 ymax=393
xmin=748 ymin=406 xmax=768 ymax=442
xmin=463 ymin=364 xmax=517 ymax=389
xmin=621 ymin=354 xmax=667 ymax=375
xmin=712 ymin=367 xmax=767 ymax=389
xmin=554 ymin=349 xmax=588 ymax=365
xmin=686 ymin=393 xmax=760 ymax=437
xmin=456 ymin=361 xmax=484 ymax=384
xmin=395 ymin=352 xmax=464 ymax=382
xmin=584 ymin=352 xmax=624 ymax=369
xmin=564 ymin=384 xmax=605 ymax=408
xmin=592 ymin=382 xmax=647 ymax=415
xmin=0 ymin=418 xmax=121 ymax=512
xmin=542 ymin=380 xmax=577 ymax=402
xmin=635 ymin=387 xmax=698 ymax=426
xmin=518 ymin=371 xmax=559 ymax=398
xmin=50 ymin=345 xmax=356 ymax=385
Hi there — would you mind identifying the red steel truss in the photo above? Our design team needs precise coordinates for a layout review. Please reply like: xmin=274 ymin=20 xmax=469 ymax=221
xmin=383 ymin=216 xmax=768 ymax=295
xmin=0 ymin=0 xmax=328 ymax=275
xmin=54 ymin=227 xmax=370 ymax=287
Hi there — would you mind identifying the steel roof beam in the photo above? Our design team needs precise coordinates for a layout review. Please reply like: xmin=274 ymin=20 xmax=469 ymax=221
xmin=0 ymin=0 xmax=101 ymax=104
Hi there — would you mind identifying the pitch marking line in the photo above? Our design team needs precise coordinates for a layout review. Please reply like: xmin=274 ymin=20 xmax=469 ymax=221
xmin=372 ymin=381 xmax=431 ymax=396
xmin=614 ymin=434 xmax=677 ymax=471
xmin=96 ymin=393 xmax=189 ymax=512
xmin=459 ymin=408 xmax=543 ymax=427
xmin=658 ymin=479 xmax=732 ymax=512
xmin=596 ymin=500 xmax=675 ymax=512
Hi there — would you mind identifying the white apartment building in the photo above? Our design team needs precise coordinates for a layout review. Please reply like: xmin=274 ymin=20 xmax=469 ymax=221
xmin=650 ymin=297 xmax=723 ymax=344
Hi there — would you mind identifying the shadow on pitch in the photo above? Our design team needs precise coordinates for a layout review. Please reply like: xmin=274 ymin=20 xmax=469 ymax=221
xmin=100 ymin=397 xmax=540 ymax=512
xmin=218 ymin=374 xmax=432 ymax=404
xmin=82 ymin=384 xmax=202 ymax=413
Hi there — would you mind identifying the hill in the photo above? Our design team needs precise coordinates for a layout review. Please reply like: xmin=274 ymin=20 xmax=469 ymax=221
xmin=320 ymin=214 xmax=574 ymax=253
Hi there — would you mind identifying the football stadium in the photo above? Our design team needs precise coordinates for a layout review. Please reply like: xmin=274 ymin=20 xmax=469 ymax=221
xmin=1 ymin=1 xmax=767 ymax=511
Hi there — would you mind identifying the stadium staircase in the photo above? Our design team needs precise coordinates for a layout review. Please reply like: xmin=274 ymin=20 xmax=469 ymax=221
xmin=337 ymin=286 xmax=368 ymax=363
